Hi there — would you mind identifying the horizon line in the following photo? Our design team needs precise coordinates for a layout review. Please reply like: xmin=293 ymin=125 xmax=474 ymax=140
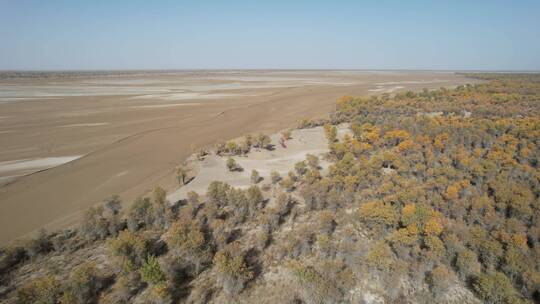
xmin=1 ymin=68 xmax=539 ymax=73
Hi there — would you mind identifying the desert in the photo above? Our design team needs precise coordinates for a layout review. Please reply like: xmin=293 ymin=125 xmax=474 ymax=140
xmin=0 ymin=70 xmax=474 ymax=244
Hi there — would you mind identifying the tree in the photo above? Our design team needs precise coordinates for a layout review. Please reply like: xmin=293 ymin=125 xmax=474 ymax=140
xmin=127 ymin=197 xmax=153 ymax=231
xmin=226 ymin=157 xmax=242 ymax=172
xmin=324 ymin=124 xmax=338 ymax=144
xmin=358 ymin=201 xmax=399 ymax=229
xmin=152 ymin=186 xmax=172 ymax=229
xmin=255 ymin=134 xmax=271 ymax=150
xmin=246 ymin=185 xmax=264 ymax=213
xmin=250 ymin=169 xmax=261 ymax=184
xmin=80 ymin=205 xmax=109 ymax=240
xmin=176 ymin=164 xmax=190 ymax=185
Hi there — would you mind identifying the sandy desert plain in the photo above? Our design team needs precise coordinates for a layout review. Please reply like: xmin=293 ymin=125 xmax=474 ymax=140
xmin=0 ymin=70 xmax=477 ymax=244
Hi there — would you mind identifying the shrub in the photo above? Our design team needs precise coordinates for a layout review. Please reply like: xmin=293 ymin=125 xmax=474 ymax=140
xmin=0 ymin=243 xmax=26 ymax=273
xmin=127 ymin=197 xmax=153 ymax=231
xmin=473 ymin=271 xmax=523 ymax=304
xmin=250 ymin=169 xmax=261 ymax=184
xmin=17 ymin=275 xmax=61 ymax=304
xmin=280 ymin=177 xmax=295 ymax=192
xmin=104 ymin=195 xmax=122 ymax=216
xmin=281 ymin=130 xmax=292 ymax=140
xmin=140 ymin=255 xmax=166 ymax=285
xmin=455 ymin=248 xmax=481 ymax=279
xmin=166 ymin=218 xmax=210 ymax=273
xmin=255 ymin=134 xmax=271 ymax=150
xmin=227 ymin=188 xmax=249 ymax=223
xmin=275 ymin=193 xmax=294 ymax=218
xmin=294 ymin=161 xmax=308 ymax=176
xmin=146 ymin=282 xmax=172 ymax=304
xmin=176 ymin=165 xmax=190 ymax=185
xmin=358 ymin=201 xmax=399 ymax=229
xmin=187 ymin=191 xmax=200 ymax=206
xmin=24 ymin=229 xmax=51 ymax=258
xmin=61 ymin=262 xmax=105 ymax=304
xmin=80 ymin=205 xmax=109 ymax=240
xmin=305 ymin=154 xmax=319 ymax=169
xmin=289 ymin=260 xmax=342 ymax=304
xmin=428 ymin=264 xmax=451 ymax=295
xmin=207 ymin=181 xmax=231 ymax=207
xmin=324 ymin=124 xmax=338 ymax=144
xmin=366 ymin=241 xmax=395 ymax=271
xmin=317 ymin=210 xmax=336 ymax=235
xmin=103 ymin=195 xmax=123 ymax=236
xmin=270 ymin=170 xmax=281 ymax=184
xmin=213 ymin=242 xmax=253 ymax=295
xmin=246 ymin=185 xmax=264 ymax=213
xmin=107 ymin=230 xmax=148 ymax=274
xmin=226 ymin=157 xmax=242 ymax=172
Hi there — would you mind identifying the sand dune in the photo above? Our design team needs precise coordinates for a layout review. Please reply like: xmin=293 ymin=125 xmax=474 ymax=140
xmin=0 ymin=70 xmax=478 ymax=244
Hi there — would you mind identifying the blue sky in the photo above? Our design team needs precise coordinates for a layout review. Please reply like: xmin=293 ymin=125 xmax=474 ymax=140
xmin=1 ymin=0 xmax=539 ymax=70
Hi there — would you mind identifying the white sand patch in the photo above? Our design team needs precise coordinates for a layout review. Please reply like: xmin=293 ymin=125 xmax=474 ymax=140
xmin=116 ymin=171 xmax=128 ymax=177
xmin=130 ymin=103 xmax=201 ymax=109
xmin=130 ymin=92 xmax=243 ymax=101
xmin=0 ymin=175 xmax=18 ymax=186
xmin=0 ymin=156 xmax=82 ymax=175
xmin=59 ymin=123 xmax=109 ymax=128
xmin=167 ymin=124 xmax=350 ymax=203
xmin=368 ymin=86 xmax=404 ymax=93
xmin=375 ymin=80 xmax=448 ymax=85
xmin=0 ymin=97 xmax=59 ymax=102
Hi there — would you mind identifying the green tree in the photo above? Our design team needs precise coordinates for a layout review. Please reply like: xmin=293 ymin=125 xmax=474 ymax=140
xmin=140 ymin=255 xmax=166 ymax=285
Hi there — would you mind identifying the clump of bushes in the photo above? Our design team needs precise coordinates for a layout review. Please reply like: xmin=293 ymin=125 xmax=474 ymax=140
xmin=213 ymin=242 xmax=253 ymax=295
xmin=17 ymin=275 xmax=62 ymax=304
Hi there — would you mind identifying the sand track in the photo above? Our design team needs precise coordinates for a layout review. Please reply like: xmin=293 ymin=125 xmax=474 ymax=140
xmin=0 ymin=71 xmax=477 ymax=244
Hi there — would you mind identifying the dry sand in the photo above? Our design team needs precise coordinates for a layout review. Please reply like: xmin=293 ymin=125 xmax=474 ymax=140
xmin=0 ymin=70 xmax=477 ymax=244
xmin=167 ymin=124 xmax=350 ymax=203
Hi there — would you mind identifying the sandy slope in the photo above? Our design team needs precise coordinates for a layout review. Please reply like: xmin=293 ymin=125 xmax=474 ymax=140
xmin=0 ymin=70 xmax=476 ymax=244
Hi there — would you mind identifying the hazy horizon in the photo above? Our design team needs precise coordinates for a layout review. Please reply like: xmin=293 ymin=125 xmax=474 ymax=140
xmin=1 ymin=1 xmax=540 ymax=71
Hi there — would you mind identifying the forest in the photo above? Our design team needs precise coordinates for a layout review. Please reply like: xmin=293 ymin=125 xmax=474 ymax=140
xmin=1 ymin=73 xmax=539 ymax=304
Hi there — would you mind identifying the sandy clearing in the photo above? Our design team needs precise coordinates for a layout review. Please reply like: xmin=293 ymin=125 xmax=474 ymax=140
xmin=167 ymin=124 xmax=349 ymax=203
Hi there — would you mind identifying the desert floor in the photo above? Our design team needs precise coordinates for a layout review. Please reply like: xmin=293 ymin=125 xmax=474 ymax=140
xmin=0 ymin=70 xmax=476 ymax=244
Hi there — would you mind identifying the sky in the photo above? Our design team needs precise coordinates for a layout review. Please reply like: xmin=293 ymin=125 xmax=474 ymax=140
xmin=0 ymin=0 xmax=539 ymax=71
